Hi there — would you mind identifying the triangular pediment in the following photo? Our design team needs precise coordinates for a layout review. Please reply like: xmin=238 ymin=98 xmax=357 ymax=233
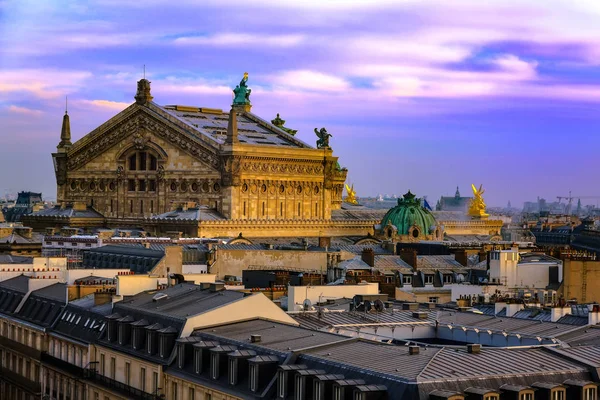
xmin=66 ymin=103 xmax=221 ymax=171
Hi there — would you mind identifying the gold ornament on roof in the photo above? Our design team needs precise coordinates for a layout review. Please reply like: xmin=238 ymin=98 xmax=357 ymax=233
xmin=468 ymin=183 xmax=489 ymax=219
xmin=344 ymin=183 xmax=359 ymax=205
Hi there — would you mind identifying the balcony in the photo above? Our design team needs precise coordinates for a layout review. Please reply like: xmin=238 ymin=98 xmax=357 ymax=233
xmin=85 ymin=370 xmax=164 ymax=400
xmin=0 ymin=335 xmax=42 ymax=359
xmin=0 ymin=366 xmax=42 ymax=395
xmin=42 ymin=353 xmax=86 ymax=377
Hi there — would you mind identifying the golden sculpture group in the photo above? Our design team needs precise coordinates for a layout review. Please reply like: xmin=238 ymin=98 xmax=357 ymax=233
xmin=468 ymin=183 xmax=489 ymax=219
xmin=344 ymin=184 xmax=359 ymax=205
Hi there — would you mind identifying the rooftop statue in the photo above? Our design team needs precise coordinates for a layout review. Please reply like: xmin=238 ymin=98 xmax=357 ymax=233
xmin=468 ymin=183 xmax=489 ymax=219
xmin=314 ymin=127 xmax=332 ymax=149
xmin=233 ymin=72 xmax=251 ymax=105
xmin=344 ymin=184 xmax=359 ymax=205
xmin=271 ymin=113 xmax=297 ymax=136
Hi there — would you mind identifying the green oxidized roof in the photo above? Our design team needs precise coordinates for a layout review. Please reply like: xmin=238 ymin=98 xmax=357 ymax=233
xmin=380 ymin=191 xmax=438 ymax=235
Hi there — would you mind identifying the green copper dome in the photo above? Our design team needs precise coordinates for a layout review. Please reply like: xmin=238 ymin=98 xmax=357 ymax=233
xmin=380 ymin=191 xmax=438 ymax=237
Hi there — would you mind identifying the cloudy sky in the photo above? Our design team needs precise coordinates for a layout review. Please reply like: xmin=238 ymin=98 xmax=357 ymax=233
xmin=1 ymin=0 xmax=600 ymax=207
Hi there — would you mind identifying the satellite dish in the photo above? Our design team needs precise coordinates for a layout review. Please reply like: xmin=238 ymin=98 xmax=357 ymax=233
xmin=364 ymin=300 xmax=372 ymax=312
xmin=303 ymin=299 xmax=312 ymax=311
xmin=374 ymin=299 xmax=385 ymax=312
xmin=352 ymin=295 xmax=361 ymax=311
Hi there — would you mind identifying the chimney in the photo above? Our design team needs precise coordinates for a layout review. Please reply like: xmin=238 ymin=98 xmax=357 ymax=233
xmin=400 ymin=248 xmax=418 ymax=269
xmin=454 ymin=249 xmax=468 ymax=267
xmin=250 ymin=334 xmax=261 ymax=343
xmin=94 ymin=290 xmax=113 ymax=306
xmin=412 ymin=311 xmax=428 ymax=319
xmin=318 ymin=237 xmax=331 ymax=248
xmin=209 ymin=283 xmax=225 ymax=292
xmin=361 ymin=248 xmax=375 ymax=268
xmin=467 ymin=344 xmax=481 ymax=354
xmin=409 ymin=346 xmax=420 ymax=355
xmin=225 ymin=108 xmax=239 ymax=145
xmin=588 ymin=304 xmax=600 ymax=325
xmin=478 ymin=249 xmax=487 ymax=265
xmin=15 ymin=227 xmax=33 ymax=239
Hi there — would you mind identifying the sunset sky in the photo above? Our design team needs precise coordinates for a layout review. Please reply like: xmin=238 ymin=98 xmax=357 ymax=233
xmin=1 ymin=0 xmax=600 ymax=207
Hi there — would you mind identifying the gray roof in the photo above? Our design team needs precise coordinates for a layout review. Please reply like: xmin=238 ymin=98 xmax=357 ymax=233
xmin=336 ymin=257 xmax=372 ymax=271
xmin=0 ymin=254 xmax=34 ymax=264
xmin=32 ymin=283 xmax=67 ymax=302
xmin=88 ymin=245 xmax=165 ymax=257
xmin=302 ymin=341 xmax=587 ymax=383
xmin=417 ymin=255 xmax=468 ymax=271
xmin=552 ymin=346 xmax=600 ymax=367
xmin=115 ymin=283 xmax=245 ymax=319
xmin=31 ymin=206 xmax=104 ymax=219
xmin=194 ymin=319 xmax=349 ymax=352
xmin=331 ymin=209 xmax=386 ymax=221
xmin=0 ymin=274 xmax=31 ymax=292
xmin=292 ymin=309 xmax=437 ymax=331
xmin=161 ymin=105 xmax=310 ymax=148
xmin=437 ymin=311 xmax=583 ymax=337
xmin=557 ymin=326 xmax=600 ymax=346
xmin=151 ymin=206 xmax=225 ymax=221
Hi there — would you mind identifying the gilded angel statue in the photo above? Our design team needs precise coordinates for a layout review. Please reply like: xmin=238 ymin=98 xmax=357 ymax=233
xmin=344 ymin=183 xmax=359 ymax=205
xmin=468 ymin=184 xmax=489 ymax=218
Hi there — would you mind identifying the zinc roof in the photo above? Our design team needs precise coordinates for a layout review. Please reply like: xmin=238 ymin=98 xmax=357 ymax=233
xmin=195 ymin=319 xmax=348 ymax=352
xmin=162 ymin=105 xmax=308 ymax=148
xmin=115 ymin=283 xmax=245 ymax=319
xmin=291 ymin=310 xmax=436 ymax=331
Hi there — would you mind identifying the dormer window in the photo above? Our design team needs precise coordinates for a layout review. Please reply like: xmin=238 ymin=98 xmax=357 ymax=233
xmin=159 ymin=335 xmax=165 ymax=358
xmin=584 ymin=388 xmax=596 ymax=400
xmin=295 ymin=374 xmax=304 ymax=400
xmin=178 ymin=344 xmax=185 ymax=369
xmin=211 ymin=353 xmax=219 ymax=380
xmin=147 ymin=331 xmax=154 ymax=354
xmin=194 ymin=349 xmax=201 ymax=374
xmin=229 ymin=358 xmax=238 ymax=385
xmin=249 ymin=364 xmax=258 ymax=392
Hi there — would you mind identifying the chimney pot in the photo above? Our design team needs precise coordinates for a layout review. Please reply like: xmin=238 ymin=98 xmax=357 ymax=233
xmin=409 ymin=345 xmax=420 ymax=355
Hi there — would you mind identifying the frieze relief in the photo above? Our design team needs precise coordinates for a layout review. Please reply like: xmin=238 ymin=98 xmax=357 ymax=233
xmin=240 ymin=159 xmax=324 ymax=175
xmin=240 ymin=179 xmax=323 ymax=197
xmin=67 ymin=112 xmax=220 ymax=171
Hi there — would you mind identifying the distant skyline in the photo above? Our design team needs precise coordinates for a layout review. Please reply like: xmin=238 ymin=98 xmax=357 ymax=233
xmin=1 ymin=0 xmax=600 ymax=207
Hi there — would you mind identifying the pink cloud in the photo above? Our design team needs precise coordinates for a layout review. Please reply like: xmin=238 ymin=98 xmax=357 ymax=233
xmin=75 ymin=99 xmax=132 ymax=111
xmin=267 ymin=70 xmax=350 ymax=92
xmin=0 ymin=69 xmax=92 ymax=99
xmin=7 ymin=105 xmax=43 ymax=116
xmin=173 ymin=33 xmax=305 ymax=48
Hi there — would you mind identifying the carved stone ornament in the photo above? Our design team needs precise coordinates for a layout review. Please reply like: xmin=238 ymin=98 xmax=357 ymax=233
xmin=67 ymin=112 xmax=219 ymax=171
xmin=220 ymin=155 xmax=242 ymax=187
xmin=116 ymin=166 xmax=124 ymax=181
xmin=132 ymin=130 xmax=149 ymax=150
xmin=157 ymin=165 xmax=165 ymax=181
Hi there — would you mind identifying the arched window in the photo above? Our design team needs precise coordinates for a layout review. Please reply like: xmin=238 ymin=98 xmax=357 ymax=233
xmin=127 ymin=151 xmax=158 ymax=171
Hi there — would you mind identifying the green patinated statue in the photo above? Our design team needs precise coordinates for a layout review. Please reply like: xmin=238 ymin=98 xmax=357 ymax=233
xmin=233 ymin=72 xmax=251 ymax=105
xmin=314 ymin=127 xmax=332 ymax=149
xmin=271 ymin=113 xmax=297 ymax=136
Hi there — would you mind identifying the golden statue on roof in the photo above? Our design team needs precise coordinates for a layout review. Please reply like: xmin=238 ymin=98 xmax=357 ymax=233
xmin=468 ymin=183 xmax=489 ymax=219
xmin=344 ymin=183 xmax=359 ymax=205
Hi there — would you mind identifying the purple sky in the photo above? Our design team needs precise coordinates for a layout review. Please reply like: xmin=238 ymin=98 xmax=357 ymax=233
xmin=1 ymin=0 xmax=600 ymax=207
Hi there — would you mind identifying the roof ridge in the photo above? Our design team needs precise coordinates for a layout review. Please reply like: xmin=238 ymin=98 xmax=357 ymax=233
xmin=415 ymin=346 xmax=444 ymax=381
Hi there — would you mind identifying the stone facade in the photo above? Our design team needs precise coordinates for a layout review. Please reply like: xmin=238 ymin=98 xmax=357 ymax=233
xmin=46 ymin=79 xmax=357 ymax=238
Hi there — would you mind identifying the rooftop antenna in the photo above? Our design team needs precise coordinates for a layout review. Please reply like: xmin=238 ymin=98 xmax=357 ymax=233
xmin=143 ymin=64 xmax=146 ymax=79
xmin=65 ymin=96 xmax=68 ymax=114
